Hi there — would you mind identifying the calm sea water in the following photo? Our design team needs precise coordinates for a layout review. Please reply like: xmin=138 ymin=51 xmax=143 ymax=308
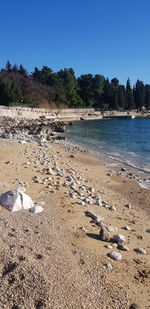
xmin=65 ymin=118 xmax=150 ymax=174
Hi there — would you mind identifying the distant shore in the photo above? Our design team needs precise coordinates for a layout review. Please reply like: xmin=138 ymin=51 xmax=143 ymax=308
xmin=0 ymin=104 xmax=149 ymax=121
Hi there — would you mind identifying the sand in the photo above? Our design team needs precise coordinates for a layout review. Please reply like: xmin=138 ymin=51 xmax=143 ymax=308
xmin=0 ymin=139 xmax=150 ymax=309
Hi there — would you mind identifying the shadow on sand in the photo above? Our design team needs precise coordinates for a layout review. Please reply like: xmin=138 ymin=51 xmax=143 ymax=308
xmin=86 ymin=233 xmax=99 ymax=240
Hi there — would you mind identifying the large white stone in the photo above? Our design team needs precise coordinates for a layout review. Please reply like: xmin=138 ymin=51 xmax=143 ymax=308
xmin=0 ymin=189 xmax=34 ymax=212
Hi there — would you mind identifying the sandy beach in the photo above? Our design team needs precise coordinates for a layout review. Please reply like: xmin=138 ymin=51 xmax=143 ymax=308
xmin=0 ymin=138 xmax=150 ymax=309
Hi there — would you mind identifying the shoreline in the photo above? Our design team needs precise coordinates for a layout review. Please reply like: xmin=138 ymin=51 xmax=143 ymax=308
xmin=0 ymin=138 xmax=150 ymax=308
xmin=63 ymin=137 xmax=150 ymax=190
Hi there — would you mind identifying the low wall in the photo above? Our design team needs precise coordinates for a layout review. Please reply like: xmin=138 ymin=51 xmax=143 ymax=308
xmin=0 ymin=106 xmax=96 ymax=120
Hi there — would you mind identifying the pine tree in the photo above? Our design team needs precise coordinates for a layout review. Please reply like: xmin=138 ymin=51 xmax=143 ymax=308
xmin=125 ymin=78 xmax=135 ymax=110
xmin=134 ymin=80 xmax=145 ymax=110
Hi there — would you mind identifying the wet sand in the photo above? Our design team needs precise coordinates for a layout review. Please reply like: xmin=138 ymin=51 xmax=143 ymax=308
xmin=0 ymin=139 xmax=150 ymax=309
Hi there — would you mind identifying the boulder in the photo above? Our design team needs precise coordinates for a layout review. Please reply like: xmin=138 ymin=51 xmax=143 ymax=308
xmin=0 ymin=189 xmax=34 ymax=212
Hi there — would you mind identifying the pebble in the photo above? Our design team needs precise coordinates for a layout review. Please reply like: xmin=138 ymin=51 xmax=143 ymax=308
xmin=104 ymin=245 xmax=113 ymax=249
xmin=146 ymin=228 xmax=150 ymax=233
xmin=122 ymin=225 xmax=131 ymax=231
xmin=125 ymin=203 xmax=132 ymax=209
xmin=103 ymin=263 xmax=112 ymax=270
xmin=108 ymin=205 xmax=116 ymax=211
xmin=134 ymin=248 xmax=147 ymax=254
xmin=107 ymin=251 xmax=122 ymax=261
xmin=121 ymin=167 xmax=126 ymax=171
xmin=129 ymin=304 xmax=140 ymax=309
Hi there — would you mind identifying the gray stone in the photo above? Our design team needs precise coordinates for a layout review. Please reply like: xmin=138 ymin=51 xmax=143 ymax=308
xmin=112 ymin=234 xmax=126 ymax=244
xmin=107 ymin=251 xmax=122 ymax=261
xmin=99 ymin=227 xmax=110 ymax=242
xmin=134 ymin=248 xmax=147 ymax=254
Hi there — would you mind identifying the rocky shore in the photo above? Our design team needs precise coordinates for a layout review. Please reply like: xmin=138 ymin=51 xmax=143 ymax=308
xmin=0 ymin=117 xmax=150 ymax=309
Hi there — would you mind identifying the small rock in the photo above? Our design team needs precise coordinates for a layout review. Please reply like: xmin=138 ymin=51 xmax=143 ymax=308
xmin=107 ymin=173 xmax=112 ymax=176
xmin=134 ymin=248 xmax=147 ymax=254
xmin=112 ymin=234 xmax=126 ymax=244
xmin=146 ymin=228 xmax=150 ymax=233
xmin=129 ymin=304 xmax=140 ymax=309
xmin=125 ymin=203 xmax=132 ymax=209
xmin=122 ymin=225 xmax=131 ymax=231
xmin=107 ymin=251 xmax=122 ymax=261
xmin=104 ymin=244 xmax=113 ymax=249
xmin=103 ymin=263 xmax=112 ymax=270
xmin=99 ymin=227 xmax=110 ymax=242
xmin=108 ymin=205 xmax=116 ymax=211
xmin=121 ymin=167 xmax=126 ymax=171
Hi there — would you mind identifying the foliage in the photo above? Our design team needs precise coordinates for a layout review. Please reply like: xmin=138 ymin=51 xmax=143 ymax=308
xmin=0 ymin=61 xmax=149 ymax=110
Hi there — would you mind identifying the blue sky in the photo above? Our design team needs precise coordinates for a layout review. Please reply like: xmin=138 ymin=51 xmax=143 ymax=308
xmin=0 ymin=0 xmax=150 ymax=85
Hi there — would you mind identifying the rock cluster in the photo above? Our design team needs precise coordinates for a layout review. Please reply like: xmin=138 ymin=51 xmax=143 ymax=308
xmin=0 ymin=116 xmax=66 ymax=143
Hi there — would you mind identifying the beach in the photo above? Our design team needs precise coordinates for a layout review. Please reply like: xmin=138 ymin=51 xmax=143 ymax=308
xmin=0 ymin=138 xmax=150 ymax=309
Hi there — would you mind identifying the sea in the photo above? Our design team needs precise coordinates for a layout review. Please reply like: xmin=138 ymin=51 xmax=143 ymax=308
xmin=65 ymin=117 xmax=150 ymax=189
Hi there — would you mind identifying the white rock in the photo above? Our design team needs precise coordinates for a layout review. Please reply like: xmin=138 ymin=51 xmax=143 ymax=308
xmin=112 ymin=234 xmax=126 ymax=244
xmin=29 ymin=205 xmax=44 ymax=213
xmin=0 ymin=189 xmax=34 ymax=212
xmin=134 ymin=248 xmax=147 ymax=254
xmin=19 ymin=140 xmax=26 ymax=144
xmin=122 ymin=225 xmax=131 ymax=231
xmin=107 ymin=251 xmax=122 ymax=261
xmin=104 ymin=245 xmax=113 ymax=249
xmin=103 ymin=263 xmax=112 ymax=270
xmin=125 ymin=203 xmax=132 ymax=209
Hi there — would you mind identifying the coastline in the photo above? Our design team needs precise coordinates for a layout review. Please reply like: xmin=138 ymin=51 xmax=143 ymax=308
xmin=0 ymin=138 xmax=150 ymax=308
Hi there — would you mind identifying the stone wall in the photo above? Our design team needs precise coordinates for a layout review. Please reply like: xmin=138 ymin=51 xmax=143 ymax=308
xmin=0 ymin=105 xmax=96 ymax=120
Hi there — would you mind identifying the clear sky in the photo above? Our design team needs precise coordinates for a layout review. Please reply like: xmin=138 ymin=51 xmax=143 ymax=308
xmin=0 ymin=0 xmax=150 ymax=85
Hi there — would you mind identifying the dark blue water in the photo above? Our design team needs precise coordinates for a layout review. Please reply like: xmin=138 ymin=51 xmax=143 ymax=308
xmin=65 ymin=118 xmax=150 ymax=173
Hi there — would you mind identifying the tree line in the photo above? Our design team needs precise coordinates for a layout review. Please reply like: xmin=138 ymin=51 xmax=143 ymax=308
xmin=0 ymin=60 xmax=150 ymax=110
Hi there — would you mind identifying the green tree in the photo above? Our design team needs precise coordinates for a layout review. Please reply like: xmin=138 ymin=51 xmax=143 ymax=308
xmin=125 ymin=78 xmax=135 ymax=110
xmin=78 ymin=74 xmax=95 ymax=107
xmin=5 ymin=60 xmax=12 ymax=72
xmin=134 ymin=80 xmax=145 ymax=110
xmin=117 ymin=85 xmax=126 ymax=109
xmin=58 ymin=68 xmax=83 ymax=107
xmin=93 ymin=74 xmax=105 ymax=108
